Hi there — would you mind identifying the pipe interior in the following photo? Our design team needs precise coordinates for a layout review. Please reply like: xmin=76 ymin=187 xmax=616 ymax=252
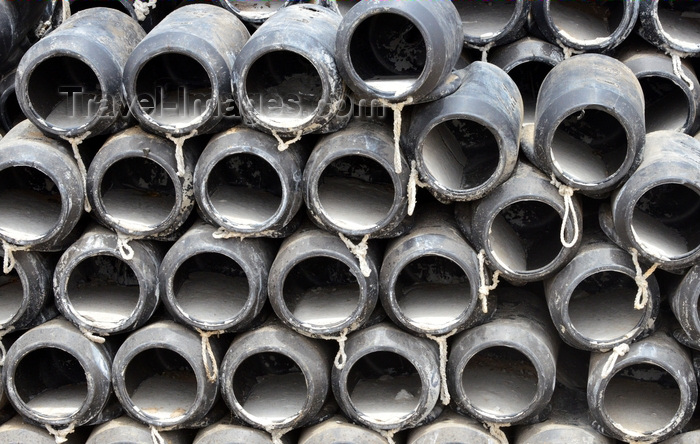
xmin=100 ymin=157 xmax=176 ymax=231
xmin=455 ymin=0 xmax=519 ymax=39
xmin=657 ymin=0 xmax=700 ymax=46
xmin=15 ymin=347 xmax=87 ymax=418
xmin=421 ymin=119 xmax=500 ymax=191
xmin=490 ymin=200 xmax=563 ymax=273
xmin=349 ymin=13 xmax=427 ymax=95
xmin=0 ymin=269 xmax=23 ymax=325
xmin=336 ymin=0 xmax=361 ymax=16
xmin=135 ymin=53 xmax=212 ymax=128
xmin=232 ymin=352 xmax=307 ymax=423
xmin=67 ymin=254 xmax=140 ymax=327
xmin=229 ymin=0 xmax=288 ymax=18
xmin=206 ymin=153 xmax=283 ymax=228
xmin=173 ymin=253 xmax=249 ymax=324
xmin=245 ymin=51 xmax=322 ymax=127
xmin=125 ymin=348 xmax=198 ymax=421
xmin=69 ymin=0 xmax=131 ymax=15
xmin=632 ymin=184 xmax=700 ymax=259
xmin=568 ymin=271 xmax=644 ymax=342
xmin=548 ymin=0 xmax=625 ymax=42
xmin=0 ymin=87 xmax=23 ymax=131
xmin=318 ymin=155 xmax=395 ymax=231
xmin=27 ymin=56 xmax=101 ymax=129
xmin=551 ymin=109 xmax=628 ymax=184
xmin=639 ymin=75 xmax=691 ymax=133
xmin=283 ymin=256 xmax=361 ymax=327
xmin=395 ymin=255 xmax=471 ymax=329
xmin=508 ymin=61 xmax=554 ymax=125
xmin=0 ymin=166 xmax=62 ymax=242
xmin=462 ymin=346 xmax=539 ymax=417
xmin=348 ymin=351 xmax=422 ymax=423
xmin=604 ymin=364 xmax=681 ymax=434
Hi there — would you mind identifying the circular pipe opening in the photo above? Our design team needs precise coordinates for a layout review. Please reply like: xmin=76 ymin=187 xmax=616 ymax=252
xmin=548 ymin=0 xmax=626 ymax=42
xmin=232 ymin=352 xmax=307 ymax=423
xmin=489 ymin=200 xmax=563 ymax=273
xmin=135 ymin=53 xmax=212 ymax=129
xmin=348 ymin=351 xmax=422 ymax=423
xmin=27 ymin=56 xmax=101 ymax=130
xmin=462 ymin=346 xmax=538 ymax=417
xmin=568 ymin=271 xmax=644 ymax=342
xmin=639 ymin=76 xmax=691 ymax=132
xmin=283 ymin=256 xmax=361 ymax=328
xmin=125 ymin=348 xmax=197 ymax=421
xmin=317 ymin=155 xmax=395 ymax=231
xmin=68 ymin=0 xmax=130 ymax=15
xmin=67 ymin=255 xmax=139 ymax=327
xmin=15 ymin=347 xmax=87 ymax=418
xmin=456 ymin=0 xmax=519 ymax=40
xmin=206 ymin=153 xmax=283 ymax=228
xmin=0 ymin=166 xmax=62 ymax=242
xmin=0 ymin=269 xmax=23 ymax=324
xmin=508 ymin=61 xmax=554 ymax=125
xmin=245 ymin=51 xmax=322 ymax=127
xmin=551 ymin=108 xmax=628 ymax=185
xmin=395 ymin=255 xmax=471 ymax=329
xmin=632 ymin=184 xmax=700 ymax=259
xmin=657 ymin=0 xmax=700 ymax=48
xmin=173 ymin=253 xmax=249 ymax=325
xmin=99 ymin=157 xmax=176 ymax=232
xmin=349 ymin=13 xmax=427 ymax=96
xmin=421 ymin=119 xmax=500 ymax=192
xmin=604 ymin=364 xmax=681 ymax=434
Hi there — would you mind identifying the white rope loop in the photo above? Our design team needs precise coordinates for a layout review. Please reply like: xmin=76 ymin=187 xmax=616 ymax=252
xmin=630 ymin=248 xmax=660 ymax=311
xmin=266 ymin=426 xmax=293 ymax=444
xmin=601 ymin=343 xmax=630 ymax=378
xmin=79 ymin=326 xmax=105 ymax=344
xmin=196 ymin=328 xmax=223 ymax=384
xmin=212 ymin=227 xmax=276 ymax=241
xmin=379 ymin=98 xmax=413 ymax=174
xmin=426 ymin=329 xmax=458 ymax=406
xmin=165 ymin=130 xmax=198 ymax=178
xmin=116 ymin=233 xmax=136 ymax=261
xmin=378 ymin=428 xmax=400 ymax=444
xmin=61 ymin=0 xmax=71 ymax=23
xmin=45 ymin=423 xmax=76 ymax=444
xmin=2 ymin=240 xmax=30 ymax=274
xmin=271 ymin=130 xmax=303 ymax=152
xmin=483 ymin=422 xmax=509 ymax=444
xmin=150 ymin=425 xmax=166 ymax=444
xmin=671 ymin=53 xmax=695 ymax=91
xmin=61 ymin=132 xmax=92 ymax=213
xmin=480 ymin=42 xmax=495 ymax=62
xmin=0 ymin=326 xmax=15 ymax=367
xmin=320 ymin=328 xmax=349 ymax=370
xmin=477 ymin=250 xmax=500 ymax=314
xmin=338 ymin=233 xmax=371 ymax=277
xmin=134 ymin=0 xmax=158 ymax=21
xmin=407 ymin=160 xmax=427 ymax=216
xmin=550 ymin=174 xmax=579 ymax=249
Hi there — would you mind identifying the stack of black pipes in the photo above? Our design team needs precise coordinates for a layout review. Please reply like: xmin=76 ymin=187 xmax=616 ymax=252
xmin=1 ymin=0 xmax=700 ymax=443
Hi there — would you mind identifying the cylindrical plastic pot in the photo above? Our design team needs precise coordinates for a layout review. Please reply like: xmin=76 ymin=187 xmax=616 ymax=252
xmin=332 ymin=322 xmax=440 ymax=432
xmin=335 ymin=0 xmax=462 ymax=103
xmin=16 ymin=8 xmax=145 ymax=139
xmin=194 ymin=422 xmax=286 ymax=444
xmin=0 ymin=71 xmax=24 ymax=135
xmin=87 ymin=416 xmax=194 ymax=444
xmin=87 ymin=126 xmax=199 ymax=240
xmin=268 ymin=225 xmax=379 ymax=339
xmin=380 ymin=204 xmax=492 ymax=337
xmin=233 ymin=4 xmax=345 ymax=138
xmin=53 ymin=225 xmax=162 ymax=336
xmin=489 ymin=36 xmax=564 ymax=127
xmin=404 ymin=61 xmax=523 ymax=202
xmin=532 ymin=1 xmax=638 ymax=52
xmin=601 ymin=131 xmax=700 ymax=271
xmin=159 ymin=221 xmax=276 ymax=333
xmin=66 ymin=0 xmax=177 ymax=33
xmin=112 ymin=320 xmax=223 ymax=429
xmin=448 ymin=289 xmax=560 ymax=425
xmin=220 ymin=322 xmax=334 ymax=432
xmin=619 ymin=43 xmax=700 ymax=135
xmin=670 ymin=266 xmax=700 ymax=350
xmin=588 ymin=329 xmax=697 ymax=443
xmin=0 ymin=120 xmax=84 ymax=251
xmin=303 ymin=119 xmax=410 ymax=239
xmin=545 ymin=233 xmax=660 ymax=352
xmin=638 ymin=1 xmax=700 ymax=56
xmin=531 ymin=54 xmax=645 ymax=197
xmin=456 ymin=0 xmax=529 ymax=48
xmin=408 ymin=410 xmax=501 ymax=444
xmin=124 ymin=4 xmax=249 ymax=137
xmin=2 ymin=318 xmax=116 ymax=428
xmin=298 ymin=415 xmax=385 ymax=444
xmin=0 ymin=416 xmax=88 ymax=444
xmin=454 ymin=161 xmax=582 ymax=284
xmin=194 ymin=126 xmax=307 ymax=237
